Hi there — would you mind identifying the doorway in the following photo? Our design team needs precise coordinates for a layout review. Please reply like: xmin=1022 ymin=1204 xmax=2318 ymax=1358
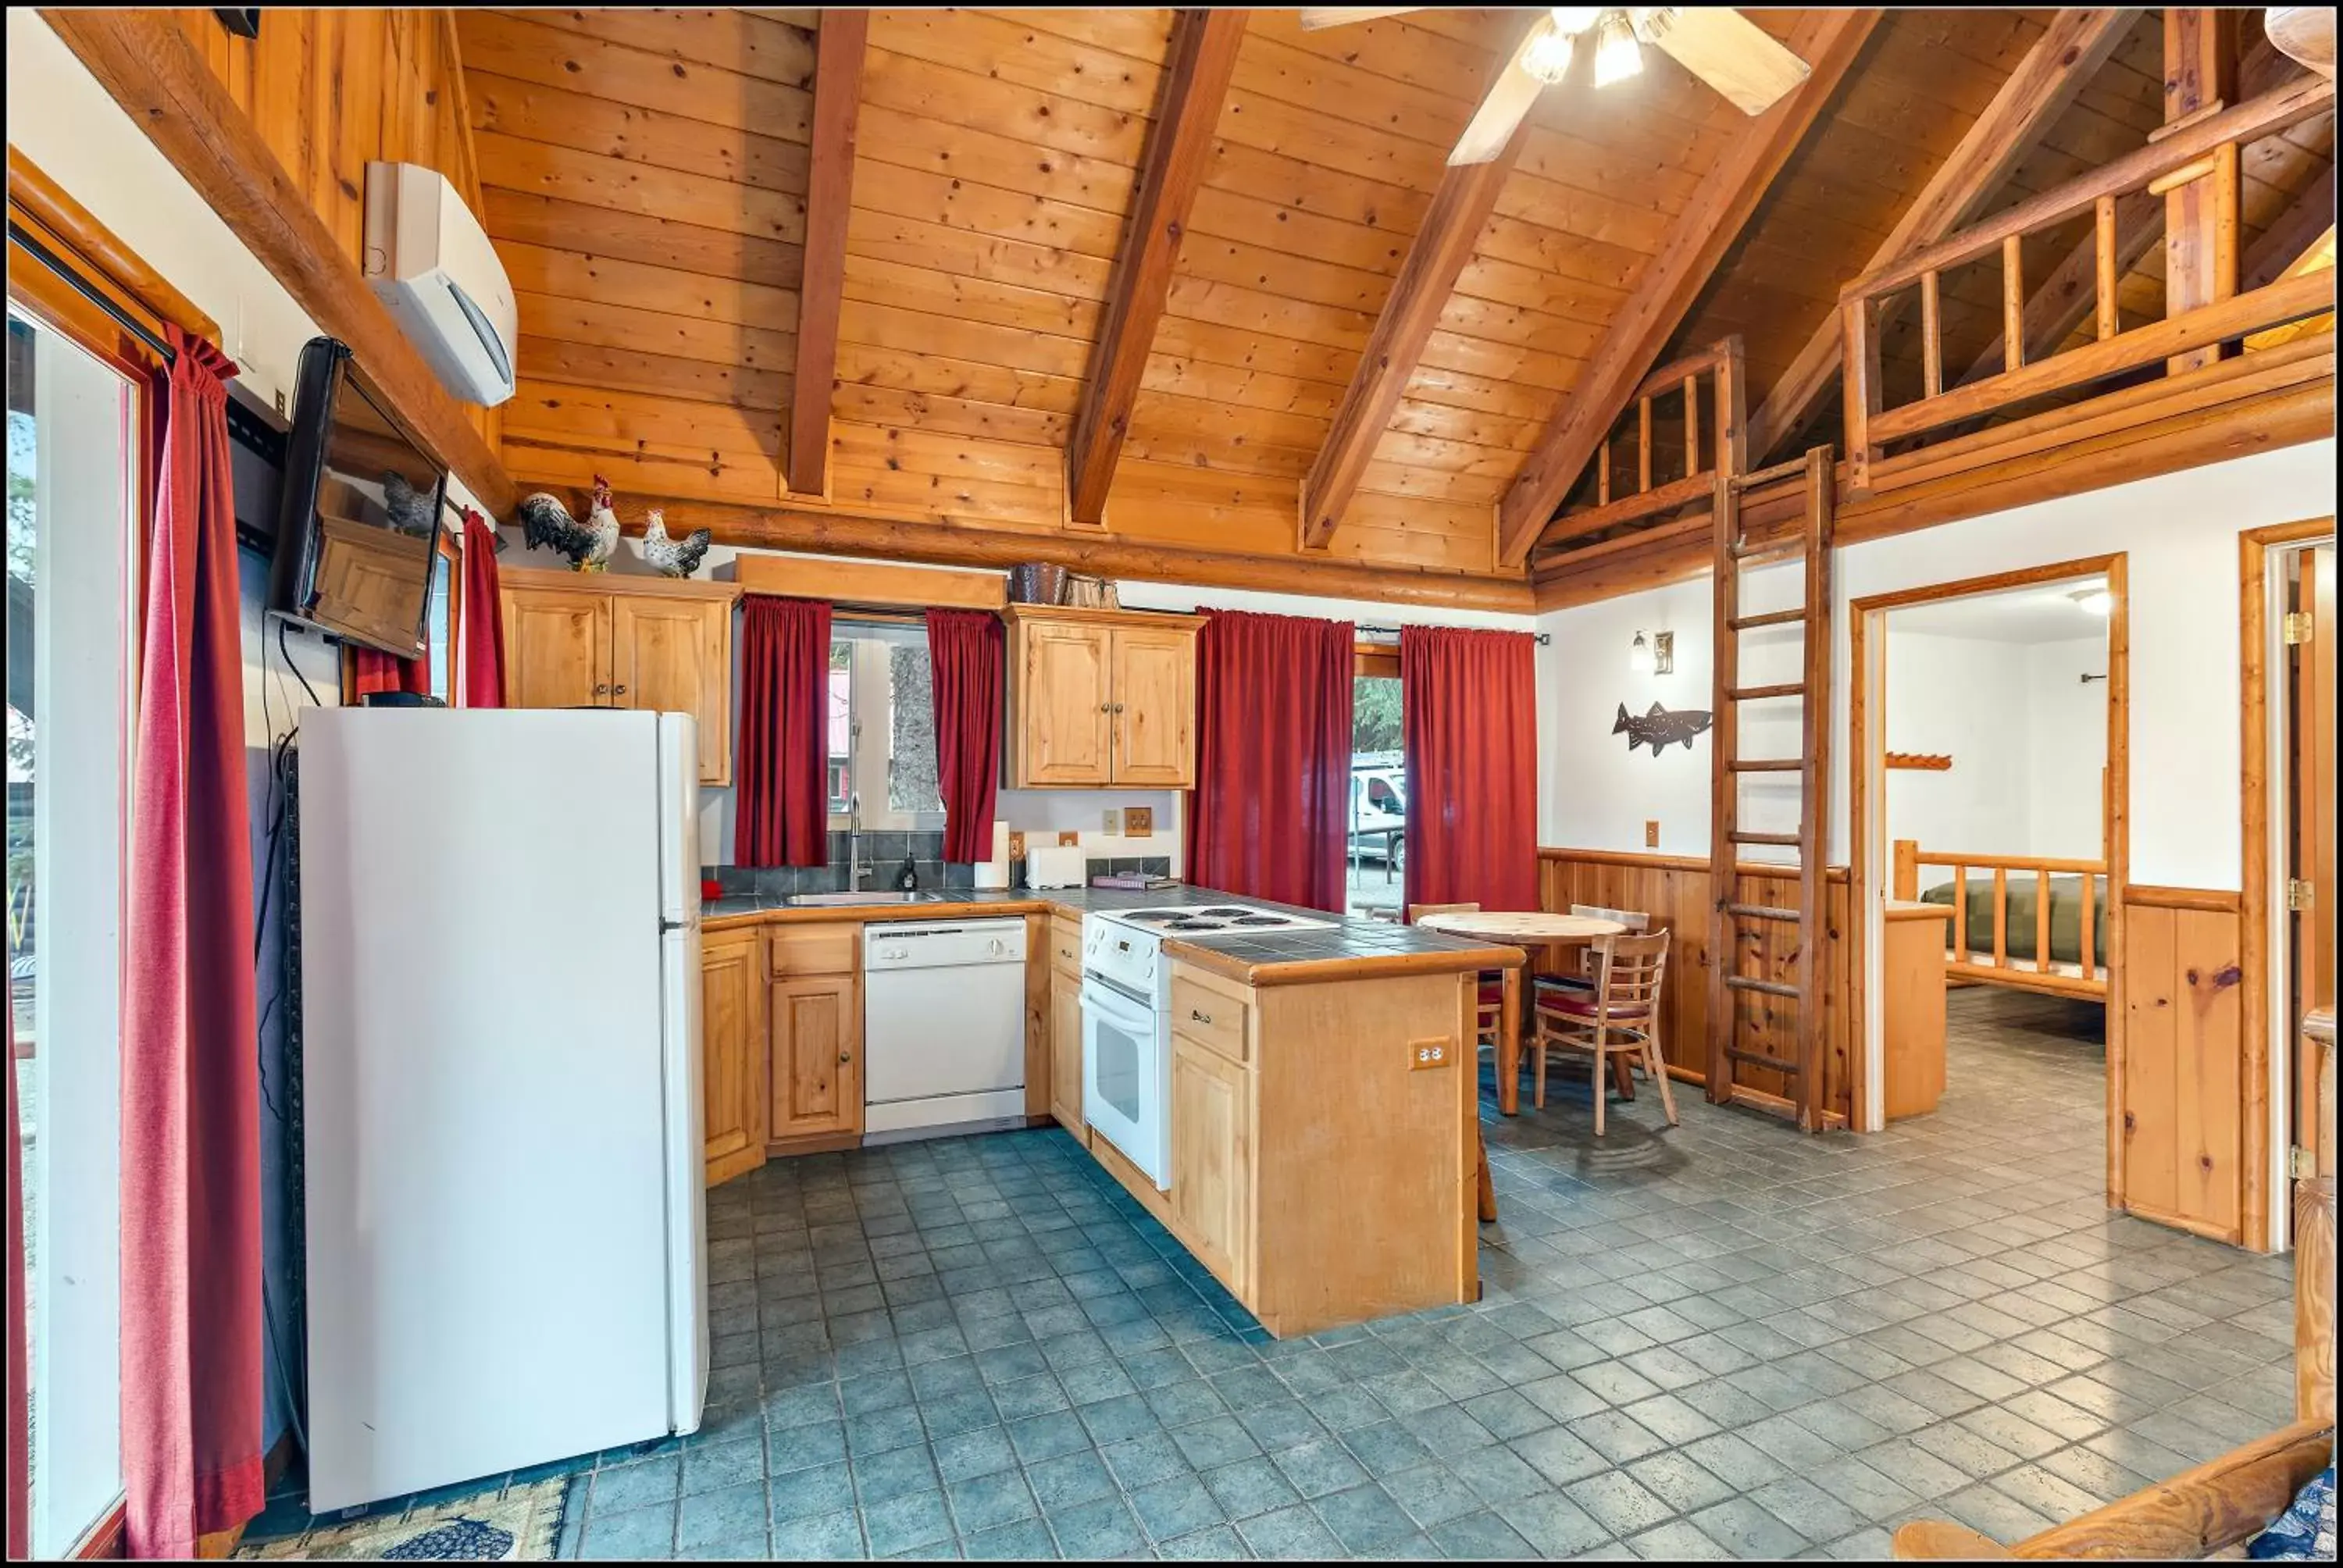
xmin=2244 ymin=519 xmax=2335 ymax=1253
xmin=1850 ymin=555 xmax=2128 ymax=1196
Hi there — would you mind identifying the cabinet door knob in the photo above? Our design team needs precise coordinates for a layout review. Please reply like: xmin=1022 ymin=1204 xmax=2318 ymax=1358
xmin=595 ymin=682 xmax=612 ymax=695
xmin=613 ymin=684 xmax=629 ymax=696
xmin=1190 ymin=1008 xmax=1212 ymax=1025
xmin=839 ymin=1051 xmax=852 ymax=1064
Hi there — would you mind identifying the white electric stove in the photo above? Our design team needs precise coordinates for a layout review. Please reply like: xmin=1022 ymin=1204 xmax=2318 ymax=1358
xmin=1079 ymin=902 xmax=1336 ymax=1188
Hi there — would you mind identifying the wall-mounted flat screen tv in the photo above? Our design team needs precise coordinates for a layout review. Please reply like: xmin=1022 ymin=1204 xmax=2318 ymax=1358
xmin=268 ymin=335 xmax=448 ymax=657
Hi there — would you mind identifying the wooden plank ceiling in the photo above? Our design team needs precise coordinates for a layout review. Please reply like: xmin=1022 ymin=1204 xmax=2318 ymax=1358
xmin=455 ymin=8 xmax=2334 ymax=586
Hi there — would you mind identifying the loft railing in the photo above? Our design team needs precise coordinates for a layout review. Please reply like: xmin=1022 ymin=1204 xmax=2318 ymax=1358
xmin=1529 ymin=337 xmax=1746 ymax=567
xmin=1839 ymin=73 xmax=2337 ymax=494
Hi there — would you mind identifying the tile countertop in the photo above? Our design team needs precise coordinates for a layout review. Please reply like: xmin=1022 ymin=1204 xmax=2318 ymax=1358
xmin=702 ymin=883 xmax=1525 ymax=989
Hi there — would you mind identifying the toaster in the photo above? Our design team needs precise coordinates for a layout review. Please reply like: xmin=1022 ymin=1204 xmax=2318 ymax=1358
xmin=1025 ymin=843 xmax=1087 ymax=889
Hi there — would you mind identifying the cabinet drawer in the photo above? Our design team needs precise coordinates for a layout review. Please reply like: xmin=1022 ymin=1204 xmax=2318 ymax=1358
xmin=1049 ymin=918 xmax=1084 ymax=977
xmin=1170 ymin=973 xmax=1247 ymax=1064
xmin=769 ymin=923 xmax=858 ymax=977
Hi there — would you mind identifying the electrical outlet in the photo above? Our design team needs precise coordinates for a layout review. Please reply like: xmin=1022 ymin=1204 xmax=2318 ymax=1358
xmin=1125 ymin=806 xmax=1153 ymax=838
xmin=1409 ymin=1038 xmax=1453 ymax=1071
xmin=1646 ymin=819 xmax=1660 ymax=847
xmin=1057 ymin=831 xmax=1080 ymax=847
xmin=1103 ymin=808 xmax=1122 ymax=835
xmin=1007 ymin=831 xmax=1026 ymax=861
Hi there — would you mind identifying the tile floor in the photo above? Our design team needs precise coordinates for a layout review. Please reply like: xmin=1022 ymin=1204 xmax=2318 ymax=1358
xmin=262 ymin=986 xmax=2302 ymax=1560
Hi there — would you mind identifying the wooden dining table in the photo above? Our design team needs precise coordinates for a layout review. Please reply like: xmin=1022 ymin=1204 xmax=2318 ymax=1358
xmin=1412 ymin=910 xmax=1632 ymax=1116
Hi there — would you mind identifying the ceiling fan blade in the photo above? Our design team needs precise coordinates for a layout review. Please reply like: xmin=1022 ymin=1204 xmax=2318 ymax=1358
xmin=1644 ymin=8 xmax=1813 ymax=116
xmin=1448 ymin=23 xmax=1550 ymax=166
xmin=1297 ymin=6 xmax=1422 ymax=30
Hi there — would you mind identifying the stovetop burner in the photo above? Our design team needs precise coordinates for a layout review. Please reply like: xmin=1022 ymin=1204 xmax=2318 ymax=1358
xmin=1100 ymin=902 xmax=1339 ymax=940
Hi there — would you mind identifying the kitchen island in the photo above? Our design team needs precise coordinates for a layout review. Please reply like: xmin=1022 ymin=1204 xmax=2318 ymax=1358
xmin=699 ymin=885 xmax=1519 ymax=1337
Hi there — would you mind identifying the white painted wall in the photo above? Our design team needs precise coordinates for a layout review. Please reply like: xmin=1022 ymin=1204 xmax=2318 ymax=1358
xmin=2026 ymin=636 xmax=2110 ymax=859
xmin=1881 ymin=629 xmax=2040 ymax=858
xmin=1538 ymin=439 xmax=2338 ymax=890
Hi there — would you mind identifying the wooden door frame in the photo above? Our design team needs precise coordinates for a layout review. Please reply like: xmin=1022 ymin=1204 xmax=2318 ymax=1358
xmin=2241 ymin=516 xmax=2334 ymax=1253
xmin=1849 ymin=555 xmax=2128 ymax=1199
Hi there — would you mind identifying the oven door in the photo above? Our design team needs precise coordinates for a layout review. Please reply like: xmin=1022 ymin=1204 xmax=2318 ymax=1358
xmin=1082 ymin=973 xmax=1168 ymax=1189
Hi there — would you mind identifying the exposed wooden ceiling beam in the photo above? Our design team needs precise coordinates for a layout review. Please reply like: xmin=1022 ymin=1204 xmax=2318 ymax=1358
xmin=39 ymin=7 xmax=518 ymax=516
xmin=786 ymin=9 xmax=868 ymax=497
xmin=1747 ymin=8 xmax=2142 ymax=461
xmin=576 ymin=489 xmax=1535 ymax=611
xmin=1495 ymin=9 xmax=1881 ymax=567
xmin=1066 ymin=9 xmax=1249 ymax=526
xmin=1300 ymin=27 xmax=1538 ymax=550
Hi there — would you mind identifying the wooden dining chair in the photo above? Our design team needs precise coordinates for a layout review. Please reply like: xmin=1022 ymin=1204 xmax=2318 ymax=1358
xmin=1538 ymin=904 xmax=1653 ymax=996
xmin=1530 ymin=929 xmax=1678 ymax=1135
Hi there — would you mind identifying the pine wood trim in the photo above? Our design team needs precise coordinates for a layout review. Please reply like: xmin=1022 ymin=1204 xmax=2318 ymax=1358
xmin=6 ymin=145 xmax=219 ymax=343
xmin=2123 ymin=883 xmax=2245 ymax=914
xmin=1494 ymin=9 xmax=1882 ymax=566
xmin=38 ymin=8 xmax=516 ymax=516
xmin=784 ymin=8 xmax=866 ymax=498
xmin=498 ymin=562 xmax=742 ymax=602
xmin=1066 ymin=8 xmax=1248 ymax=527
xmin=734 ymin=553 xmax=1006 ymax=611
xmin=1749 ymin=7 xmax=2141 ymax=460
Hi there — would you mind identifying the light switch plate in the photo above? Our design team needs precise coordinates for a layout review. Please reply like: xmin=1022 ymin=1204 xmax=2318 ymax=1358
xmin=1102 ymin=808 xmax=1122 ymax=835
xmin=1057 ymin=831 xmax=1081 ymax=847
xmin=1646 ymin=819 xmax=1660 ymax=847
xmin=1409 ymin=1038 xmax=1453 ymax=1071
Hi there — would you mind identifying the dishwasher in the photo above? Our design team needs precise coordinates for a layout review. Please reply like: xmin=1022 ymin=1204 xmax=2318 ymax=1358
xmin=862 ymin=918 xmax=1029 ymax=1139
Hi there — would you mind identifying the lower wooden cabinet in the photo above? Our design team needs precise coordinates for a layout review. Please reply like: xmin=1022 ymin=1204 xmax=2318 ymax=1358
xmin=700 ymin=928 xmax=768 ymax=1188
xmin=1049 ymin=964 xmax=1084 ymax=1133
xmin=770 ymin=972 xmax=862 ymax=1141
xmin=1170 ymin=1032 xmax=1253 ymax=1292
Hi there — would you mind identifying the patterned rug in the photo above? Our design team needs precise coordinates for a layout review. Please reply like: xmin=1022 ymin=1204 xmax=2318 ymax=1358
xmin=235 ymin=1474 xmax=571 ymax=1561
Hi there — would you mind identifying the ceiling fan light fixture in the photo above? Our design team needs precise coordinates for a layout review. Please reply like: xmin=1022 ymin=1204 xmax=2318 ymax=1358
xmin=1547 ymin=5 xmax=1604 ymax=35
xmin=1592 ymin=10 xmax=1644 ymax=87
xmin=1521 ymin=20 xmax=1576 ymax=85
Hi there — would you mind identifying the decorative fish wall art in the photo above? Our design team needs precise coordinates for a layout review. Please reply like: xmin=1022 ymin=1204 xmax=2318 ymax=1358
xmin=1614 ymin=702 xmax=1713 ymax=757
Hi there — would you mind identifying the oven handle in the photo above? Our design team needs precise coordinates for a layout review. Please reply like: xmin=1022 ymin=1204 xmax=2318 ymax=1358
xmin=1081 ymin=972 xmax=1156 ymax=1025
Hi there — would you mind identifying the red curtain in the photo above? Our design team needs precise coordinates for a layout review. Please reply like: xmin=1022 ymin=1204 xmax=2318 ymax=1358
xmin=736 ymin=595 xmax=833 ymax=867
xmin=1402 ymin=625 xmax=1539 ymax=914
xmin=6 ymin=980 xmax=26 ymax=1560
xmin=348 ymin=643 xmax=428 ymax=699
xmin=926 ymin=609 xmax=1003 ymax=864
xmin=459 ymin=508 xmax=505 ymax=707
xmin=121 ymin=325 xmax=264 ymax=1556
xmin=1186 ymin=609 xmax=1354 ymax=911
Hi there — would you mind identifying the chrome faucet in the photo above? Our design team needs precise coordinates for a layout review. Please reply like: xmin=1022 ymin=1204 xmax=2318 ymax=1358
xmin=847 ymin=791 xmax=873 ymax=889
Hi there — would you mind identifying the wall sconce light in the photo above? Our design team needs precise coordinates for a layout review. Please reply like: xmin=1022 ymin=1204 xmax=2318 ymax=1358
xmin=1628 ymin=629 xmax=1674 ymax=675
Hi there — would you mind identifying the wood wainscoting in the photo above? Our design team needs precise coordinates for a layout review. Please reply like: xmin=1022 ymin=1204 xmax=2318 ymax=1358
xmin=1537 ymin=849 xmax=1856 ymax=1129
xmin=2120 ymin=883 xmax=2252 ymax=1246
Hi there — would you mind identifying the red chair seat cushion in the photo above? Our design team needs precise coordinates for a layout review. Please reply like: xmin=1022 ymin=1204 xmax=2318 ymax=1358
xmin=1476 ymin=980 xmax=1507 ymax=1007
xmin=1535 ymin=991 xmax=1651 ymax=1021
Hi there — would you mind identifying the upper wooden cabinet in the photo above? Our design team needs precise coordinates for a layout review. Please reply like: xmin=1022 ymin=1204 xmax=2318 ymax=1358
xmin=501 ymin=567 xmax=738 ymax=785
xmin=1004 ymin=606 xmax=1200 ymax=789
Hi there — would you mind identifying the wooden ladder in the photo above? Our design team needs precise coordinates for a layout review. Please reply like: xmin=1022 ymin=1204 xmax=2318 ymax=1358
xmin=1706 ymin=445 xmax=1836 ymax=1131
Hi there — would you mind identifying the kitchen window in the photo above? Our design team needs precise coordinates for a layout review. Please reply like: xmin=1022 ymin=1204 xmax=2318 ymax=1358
xmin=828 ymin=621 xmax=945 ymax=831
xmin=1349 ymin=654 xmax=1405 ymax=916
xmin=8 ymin=308 xmax=137 ymax=1556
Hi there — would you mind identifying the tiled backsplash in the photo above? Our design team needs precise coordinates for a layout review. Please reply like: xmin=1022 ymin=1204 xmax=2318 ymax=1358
xmin=706 ymin=835 xmax=1175 ymax=895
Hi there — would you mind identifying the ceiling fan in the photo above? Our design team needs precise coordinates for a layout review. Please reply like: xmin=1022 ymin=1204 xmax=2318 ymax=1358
xmin=1299 ymin=8 xmax=1817 ymax=166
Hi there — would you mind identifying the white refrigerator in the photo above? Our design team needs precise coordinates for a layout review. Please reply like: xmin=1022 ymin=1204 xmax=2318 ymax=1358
xmin=296 ymin=707 xmax=708 ymax=1512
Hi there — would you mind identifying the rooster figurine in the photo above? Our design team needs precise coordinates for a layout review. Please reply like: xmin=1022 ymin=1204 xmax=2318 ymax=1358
xmin=641 ymin=507 xmax=712 ymax=579
xmin=515 ymin=476 xmax=621 ymax=572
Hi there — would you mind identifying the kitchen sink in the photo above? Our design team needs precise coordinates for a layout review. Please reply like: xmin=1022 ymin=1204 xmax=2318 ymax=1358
xmin=784 ymin=889 xmax=947 ymax=906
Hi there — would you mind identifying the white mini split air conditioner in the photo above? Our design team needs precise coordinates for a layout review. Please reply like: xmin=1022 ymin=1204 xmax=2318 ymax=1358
xmin=362 ymin=162 xmax=517 ymax=406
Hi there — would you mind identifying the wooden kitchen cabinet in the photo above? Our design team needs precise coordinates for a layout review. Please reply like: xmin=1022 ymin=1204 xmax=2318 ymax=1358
xmin=700 ymin=928 xmax=767 ymax=1188
xmin=1170 ymin=1032 xmax=1253 ymax=1292
xmin=1004 ymin=606 xmax=1201 ymax=788
xmin=501 ymin=565 xmax=738 ymax=785
xmin=769 ymin=972 xmax=861 ymax=1142
xmin=1049 ymin=967 xmax=1084 ymax=1134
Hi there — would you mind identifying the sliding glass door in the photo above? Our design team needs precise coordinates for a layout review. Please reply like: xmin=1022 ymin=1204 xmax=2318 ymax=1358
xmin=9 ymin=308 xmax=136 ymax=1555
